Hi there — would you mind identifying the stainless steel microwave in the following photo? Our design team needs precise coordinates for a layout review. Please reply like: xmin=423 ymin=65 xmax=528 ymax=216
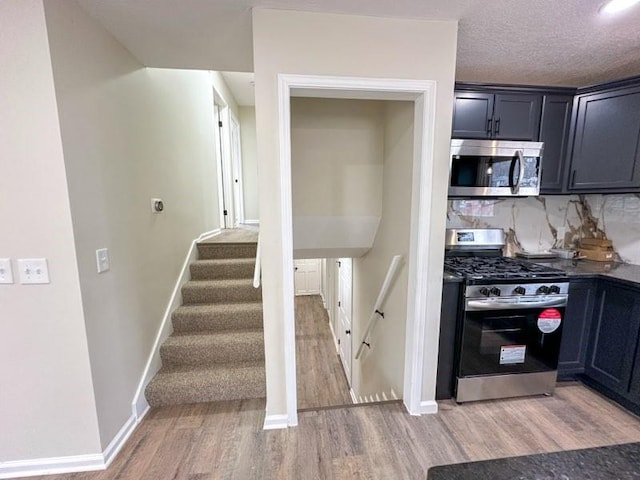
xmin=449 ymin=139 xmax=544 ymax=197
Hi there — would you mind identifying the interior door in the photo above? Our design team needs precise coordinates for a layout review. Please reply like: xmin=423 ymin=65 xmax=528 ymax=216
xmin=229 ymin=113 xmax=244 ymax=225
xmin=337 ymin=258 xmax=353 ymax=386
xmin=294 ymin=259 xmax=321 ymax=296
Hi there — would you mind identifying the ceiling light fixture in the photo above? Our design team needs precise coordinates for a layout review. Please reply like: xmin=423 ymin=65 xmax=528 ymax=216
xmin=600 ymin=0 xmax=640 ymax=14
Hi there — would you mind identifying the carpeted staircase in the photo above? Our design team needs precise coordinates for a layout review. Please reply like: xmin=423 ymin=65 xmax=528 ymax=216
xmin=145 ymin=240 xmax=265 ymax=407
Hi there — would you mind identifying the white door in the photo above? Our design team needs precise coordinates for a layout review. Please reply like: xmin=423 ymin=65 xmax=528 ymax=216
xmin=229 ymin=112 xmax=245 ymax=225
xmin=294 ymin=259 xmax=321 ymax=295
xmin=337 ymin=258 xmax=353 ymax=386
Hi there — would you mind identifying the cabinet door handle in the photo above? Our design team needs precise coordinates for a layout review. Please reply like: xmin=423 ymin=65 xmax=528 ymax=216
xmin=487 ymin=118 xmax=493 ymax=135
xmin=571 ymin=170 xmax=577 ymax=187
xmin=494 ymin=117 xmax=501 ymax=135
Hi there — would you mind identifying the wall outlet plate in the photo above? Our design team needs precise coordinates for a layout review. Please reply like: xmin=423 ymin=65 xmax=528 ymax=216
xmin=17 ymin=258 xmax=49 ymax=284
xmin=96 ymin=248 xmax=110 ymax=273
xmin=0 ymin=258 xmax=13 ymax=284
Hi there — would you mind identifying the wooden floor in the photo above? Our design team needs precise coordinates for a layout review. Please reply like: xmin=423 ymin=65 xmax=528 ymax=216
xmin=295 ymin=295 xmax=353 ymax=410
xmin=26 ymin=384 xmax=640 ymax=480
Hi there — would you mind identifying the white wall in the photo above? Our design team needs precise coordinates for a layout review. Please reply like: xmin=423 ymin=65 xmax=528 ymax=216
xmin=0 ymin=0 xmax=101 ymax=462
xmin=44 ymin=0 xmax=220 ymax=448
xmin=252 ymin=9 xmax=457 ymax=419
xmin=291 ymin=98 xmax=384 ymax=258
xmin=352 ymin=101 xmax=414 ymax=398
xmin=291 ymin=98 xmax=384 ymax=216
xmin=239 ymin=106 xmax=260 ymax=221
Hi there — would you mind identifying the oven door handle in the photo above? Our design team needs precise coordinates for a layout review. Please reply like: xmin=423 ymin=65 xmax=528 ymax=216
xmin=466 ymin=296 xmax=568 ymax=311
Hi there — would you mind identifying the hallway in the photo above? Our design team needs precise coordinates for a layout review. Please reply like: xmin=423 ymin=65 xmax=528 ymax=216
xmin=295 ymin=295 xmax=353 ymax=410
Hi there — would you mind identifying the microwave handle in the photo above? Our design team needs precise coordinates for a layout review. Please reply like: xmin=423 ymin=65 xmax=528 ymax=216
xmin=510 ymin=150 xmax=525 ymax=194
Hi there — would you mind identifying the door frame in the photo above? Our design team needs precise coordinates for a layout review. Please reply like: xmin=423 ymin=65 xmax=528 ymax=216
xmin=212 ymin=85 xmax=235 ymax=228
xmin=276 ymin=74 xmax=438 ymax=428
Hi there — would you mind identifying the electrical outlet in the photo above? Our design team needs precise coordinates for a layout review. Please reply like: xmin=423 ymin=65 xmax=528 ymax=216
xmin=0 ymin=258 xmax=13 ymax=284
xmin=17 ymin=258 xmax=50 ymax=284
xmin=96 ymin=248 xmax=110 ymax=273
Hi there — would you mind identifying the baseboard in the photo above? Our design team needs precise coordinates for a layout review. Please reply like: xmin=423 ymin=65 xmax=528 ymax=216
xmin=0 ymin=454 xmax=105 ymax=479
xmin=319 ymin=291 xmax=328 ymax=309
xmin=133 ymin=394 xmax=149 ymax=422
xmin=419 ymin=400 xmax=439 ymax=415
xmin=198 ymin=228 xmax=222 ymax=241
xmin=0 ymin=408 xmax=150 ymax=479
xmin=131 ymin=230 xmax=213 ymax=416
xmin=328 ymin=320 xmax=339 ymax=352
xmin=263 ymin=414 xmax=289 ymax=430
xmin=243 ymin=219 xmax=260 ymax=225
xmin=103 ymin=409 xmax=147 ymax=468
xmin=349 ymin=388 xmax=358 ymax=404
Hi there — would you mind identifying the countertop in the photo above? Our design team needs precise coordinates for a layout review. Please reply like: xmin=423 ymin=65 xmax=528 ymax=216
xmin=427 ymin=442 xmax=640 ymax=480
xmin=534 ymin=259 xmax=640 ymax=287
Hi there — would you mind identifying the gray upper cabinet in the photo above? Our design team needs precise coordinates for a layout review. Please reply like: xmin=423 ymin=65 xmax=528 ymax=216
xmin=492 ymin=94 xmax=542 ymax=140
xmin=452 ymin=91 xmax=542 ymax=141
xmin=539 ymin=95 xmax=573 ymax=193
xmin=452 ymin=92 xmax=494 ymax=139
xmin=568 ymin=85 xmax=640 ymax=192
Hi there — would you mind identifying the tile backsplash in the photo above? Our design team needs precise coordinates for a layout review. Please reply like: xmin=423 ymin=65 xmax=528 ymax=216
xmin=447 ymin=194 xmax=640 ymax=265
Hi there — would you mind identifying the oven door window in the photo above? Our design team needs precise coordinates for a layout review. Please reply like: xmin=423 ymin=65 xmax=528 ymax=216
xmin=459 ymin=308 xmax=563 ymax=377
xmin=450 ymin=155 xmax=540 ymax=188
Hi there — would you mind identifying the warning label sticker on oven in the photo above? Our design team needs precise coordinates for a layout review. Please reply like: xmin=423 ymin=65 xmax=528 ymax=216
xmin=538 ymin=308 xmax=562 ymax=334
xmin=500 ymin=345 xmax=526 ymax=365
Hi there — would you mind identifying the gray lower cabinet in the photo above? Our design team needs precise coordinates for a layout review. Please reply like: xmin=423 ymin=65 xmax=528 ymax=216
xmin=436 ymin=282 xmax=461 ymax=400
xmin=568 ymin=85 xmax=640 ymax=192
xmin=557 ymin=279 xmax=596 ymax=378
xmin=584 ymin=280 xmax=640 ymax=403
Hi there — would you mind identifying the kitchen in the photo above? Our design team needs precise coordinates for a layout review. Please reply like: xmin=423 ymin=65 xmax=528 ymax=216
xmin=4 ymin=0 xmax=640 ymax=478
xmin=432 ymin=45 xmax=640 ymax=474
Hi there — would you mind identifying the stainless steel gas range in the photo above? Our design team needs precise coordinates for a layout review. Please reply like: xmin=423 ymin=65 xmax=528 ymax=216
xmin=444 ymin=228 xmax=569 ymax=403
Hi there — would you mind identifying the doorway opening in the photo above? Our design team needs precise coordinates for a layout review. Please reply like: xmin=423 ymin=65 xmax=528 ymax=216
xmin=284 ymin=82 xmax=437 ymax=420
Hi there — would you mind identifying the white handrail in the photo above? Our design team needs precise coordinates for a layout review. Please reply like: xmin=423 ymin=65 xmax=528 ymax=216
xmin=355 ymin=254 xmax=403 ymax=360
xmin=253 ymin=232 xmax=261 ymax=288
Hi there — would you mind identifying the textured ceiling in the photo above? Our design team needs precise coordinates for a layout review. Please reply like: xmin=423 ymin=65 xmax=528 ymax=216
xmin=77 ymin=0 xmax=640 ymax=87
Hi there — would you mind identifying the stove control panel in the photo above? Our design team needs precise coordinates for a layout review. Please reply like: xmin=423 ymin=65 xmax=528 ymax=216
xmin=466 ymin=282 xmax=570 ymax=298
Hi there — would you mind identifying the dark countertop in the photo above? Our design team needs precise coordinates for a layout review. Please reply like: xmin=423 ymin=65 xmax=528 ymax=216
xmin=534 ymin=259 xmax=640 ymax=287
xmin=427 ymin=442 xmax=640 ymax=480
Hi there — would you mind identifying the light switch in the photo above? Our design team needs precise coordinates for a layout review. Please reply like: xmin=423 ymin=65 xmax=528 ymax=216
xmin=96 ymin=248 xmax=110 ymax=273
xmin=0 ymin=258 xmax=13 ymax=284
xmin=17 ymin=258 xmax=50 ymax=284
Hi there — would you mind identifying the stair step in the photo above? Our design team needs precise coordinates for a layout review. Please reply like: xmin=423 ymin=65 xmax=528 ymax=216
xmin=160 ymin=330 xmax=264 ymax=367
xmin=197 ymin=242 xmax=257 ymax=260
xmin=190 ymin=258 xmax=255 ymax=280
xmin=172 ymin=302 xmax=263 ymax=333
xmin=145 ymin=363 xmax=266 ymax=407
xmin=181 ymin=279 xmax=261 ymax=304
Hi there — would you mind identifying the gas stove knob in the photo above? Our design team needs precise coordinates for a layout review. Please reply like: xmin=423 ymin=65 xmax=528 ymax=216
xmin=479 ymin=287 xmax=490 ymax=296
xmin=537 ymin=285 xmax=550 ymax=294
xmin=549 ymin=285 xmax=561 ymax=294
xmin=490 ymin=287 xmax=501 ymax=297
xmin=513 ymin=286 xmax=526 ymax=295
